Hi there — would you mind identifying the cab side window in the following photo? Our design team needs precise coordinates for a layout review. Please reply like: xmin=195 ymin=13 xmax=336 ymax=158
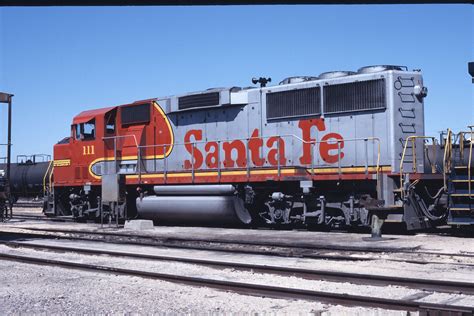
xmin=75 ymin=124 xmax=80 ymax=140
xmin=75 ymin=119 xmax=96 ymax=140
xmin=105 ymin=110 xmax=116 ymax=135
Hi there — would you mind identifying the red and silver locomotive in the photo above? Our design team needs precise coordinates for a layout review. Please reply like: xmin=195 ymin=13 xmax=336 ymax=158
xmin=45 ymin=65 xmax=474 ymax=230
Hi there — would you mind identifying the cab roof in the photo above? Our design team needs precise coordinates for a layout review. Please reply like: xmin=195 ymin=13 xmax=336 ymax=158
xmin=72 ymin=106 xmax=116 ymax=125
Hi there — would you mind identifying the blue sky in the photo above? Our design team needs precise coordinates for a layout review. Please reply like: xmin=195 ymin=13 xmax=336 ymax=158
xmin=0 ymin=4 xmax=473 ymax=158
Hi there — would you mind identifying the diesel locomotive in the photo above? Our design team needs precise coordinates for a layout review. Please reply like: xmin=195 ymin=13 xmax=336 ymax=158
xmin=42 ymin=65 xmax=474 ymax=230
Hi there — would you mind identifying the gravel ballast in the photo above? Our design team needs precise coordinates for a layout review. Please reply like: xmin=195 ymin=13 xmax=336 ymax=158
xmin=3 ymin=208 xmax=474 ymax=313
xmin=0 ymin=260 xmax=409 ymax=315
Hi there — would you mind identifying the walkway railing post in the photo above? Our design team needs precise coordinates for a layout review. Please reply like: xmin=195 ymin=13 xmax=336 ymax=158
xmin=364 ymin=138 xmax=368 ymax=177
xmin=191 ymin=143 xmax=195 ymax=184
xmin=246 ymin=138 xmax=250 ymax=181
xmin=337 ymin=141 xmax=341 ymax=177
xmin=277 ymin=137 xmax=281 ymax=179
xmin=138 ymin=146 xmax=141 ymax=184
xmin=217 ymin=141 xmax=221 ymax=182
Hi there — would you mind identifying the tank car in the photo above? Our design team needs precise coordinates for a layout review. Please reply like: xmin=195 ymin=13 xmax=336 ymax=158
xmin=0 ymin=154 xmax=52 ymax=202
xmin=45 ymin=65 xmax=474 ymax=230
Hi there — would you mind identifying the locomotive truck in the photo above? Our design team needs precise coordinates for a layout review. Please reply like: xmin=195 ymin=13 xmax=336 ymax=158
xmin=42 ymin=65 xmax=473 ymax=230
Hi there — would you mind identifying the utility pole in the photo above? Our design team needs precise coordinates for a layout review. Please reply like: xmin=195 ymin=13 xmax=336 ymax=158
xmin=0 ymin=92 xmax=13 ymax=218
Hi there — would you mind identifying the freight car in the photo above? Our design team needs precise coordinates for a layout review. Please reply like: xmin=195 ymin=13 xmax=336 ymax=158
xmin=0 ymin=154 xmax=51 ymax=202
xmin=44 ymin=65 xmax=474 ymax=230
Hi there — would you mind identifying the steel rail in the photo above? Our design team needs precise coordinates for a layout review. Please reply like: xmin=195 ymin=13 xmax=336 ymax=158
xmin=9 ymin=215 xmax=73 ymax=222
xmin=4 ymin=240 xmax=474 ymax=296
xmin=2 ymin=228 xmax=474 ymax=270
xmin=0 ymin=229 xmax=385 ymax=263
xmin=0 ymin=252 xmax=472 ymax=313
xmin=8 ymin=226 xmax=474 ymax=259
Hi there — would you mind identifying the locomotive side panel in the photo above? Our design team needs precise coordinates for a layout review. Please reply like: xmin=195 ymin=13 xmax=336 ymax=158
xmin=69 ymin=69 xmax=427 ymax=182
xmin=159 ymin=75 xmax=390 ymax=177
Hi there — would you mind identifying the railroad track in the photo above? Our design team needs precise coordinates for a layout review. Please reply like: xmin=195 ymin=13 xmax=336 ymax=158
xmin=5 ymin=226 xmax=465 ymax=255
xmin=0 ymin=242 xmax=473 ymax=313
xmin=9 ymin=215 xmax=74 ymax=222
xmin=2 ymin=226 xmax=474 ymax=267
xmin=3 ymin=239 xmax=474 ymax=295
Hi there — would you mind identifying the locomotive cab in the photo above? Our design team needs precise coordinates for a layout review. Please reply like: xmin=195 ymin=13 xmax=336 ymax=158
xmin=50 ymin=100 xmax=173 ymax=219
xmin=52 ymin=106 xmax=117 ymax=217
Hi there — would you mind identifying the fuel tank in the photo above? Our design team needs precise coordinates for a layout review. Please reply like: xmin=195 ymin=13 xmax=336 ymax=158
xmin=136 ymin=185 xmax=252 ymax=224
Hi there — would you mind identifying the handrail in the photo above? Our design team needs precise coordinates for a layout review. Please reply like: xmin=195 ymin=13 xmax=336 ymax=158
xmin=137 ymin=135 xmax=382 ymax=193
xmin=42 ymin=160 xmax=54 ymax=195
xmin=306 ymin=137 xmax=381 ymax=194
xmin=137 ymin=134 xmax=379 ymax=149
xmin=102 ymin=134 xmax=139 ymax=176
xmin=442 ymin=129 xmax=452 ymax=191
xmin=49 ymin=166 xmax=54 ymax=193
xmin=17 ymin=154 xmax=51 ymax=164
xmin=454 ymin=127 xmax=474 ymax=198
xmin=455 ymin=130 xmax=474 ymax=164
xmin=102 ymin=134 xmax=139 ymax=148
xmin=468 ymin=126 xmax=473 ymax=198
xmin=399 ymin=135 xmax=437 ymax=199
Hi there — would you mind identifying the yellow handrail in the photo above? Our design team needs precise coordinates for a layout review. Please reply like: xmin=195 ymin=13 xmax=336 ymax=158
xmin=42 ymin=160 xmax=54 ymax=195
xmin=455 ymin=130 xmax=473 ymax=164
xmin=49 ymin=166 xmax=54 ymax=193
xmin=399 ymin=135 xmax=437 ymax=199
xmin=468 ymin=126 xmax=473 ymax=198
xmin=442 ymin=129 xmax=452 ymax=190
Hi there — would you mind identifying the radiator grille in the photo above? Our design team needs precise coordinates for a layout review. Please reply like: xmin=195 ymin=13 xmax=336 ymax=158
xmin=121 ymin=103 xmax=150 ymax=126
xmin=266 ymin=87 xmax=321 ymax=120
xmin=324 ymin=79 xmax=386 ymax=114
xmin=178 ymin=92 xmax=220 ymax=110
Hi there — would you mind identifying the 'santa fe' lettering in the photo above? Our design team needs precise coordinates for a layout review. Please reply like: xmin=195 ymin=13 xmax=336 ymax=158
xmin=183 ymin=118 xmax=344 ymax=169
xmin=183 ymin=129 xmax=203 ymax=169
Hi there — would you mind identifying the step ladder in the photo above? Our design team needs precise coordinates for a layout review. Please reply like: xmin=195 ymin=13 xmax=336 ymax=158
xmin=447 ymin=126 xmax=474 ymax=225
xmin=448 ymin=166 xmax=474 ymax=225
